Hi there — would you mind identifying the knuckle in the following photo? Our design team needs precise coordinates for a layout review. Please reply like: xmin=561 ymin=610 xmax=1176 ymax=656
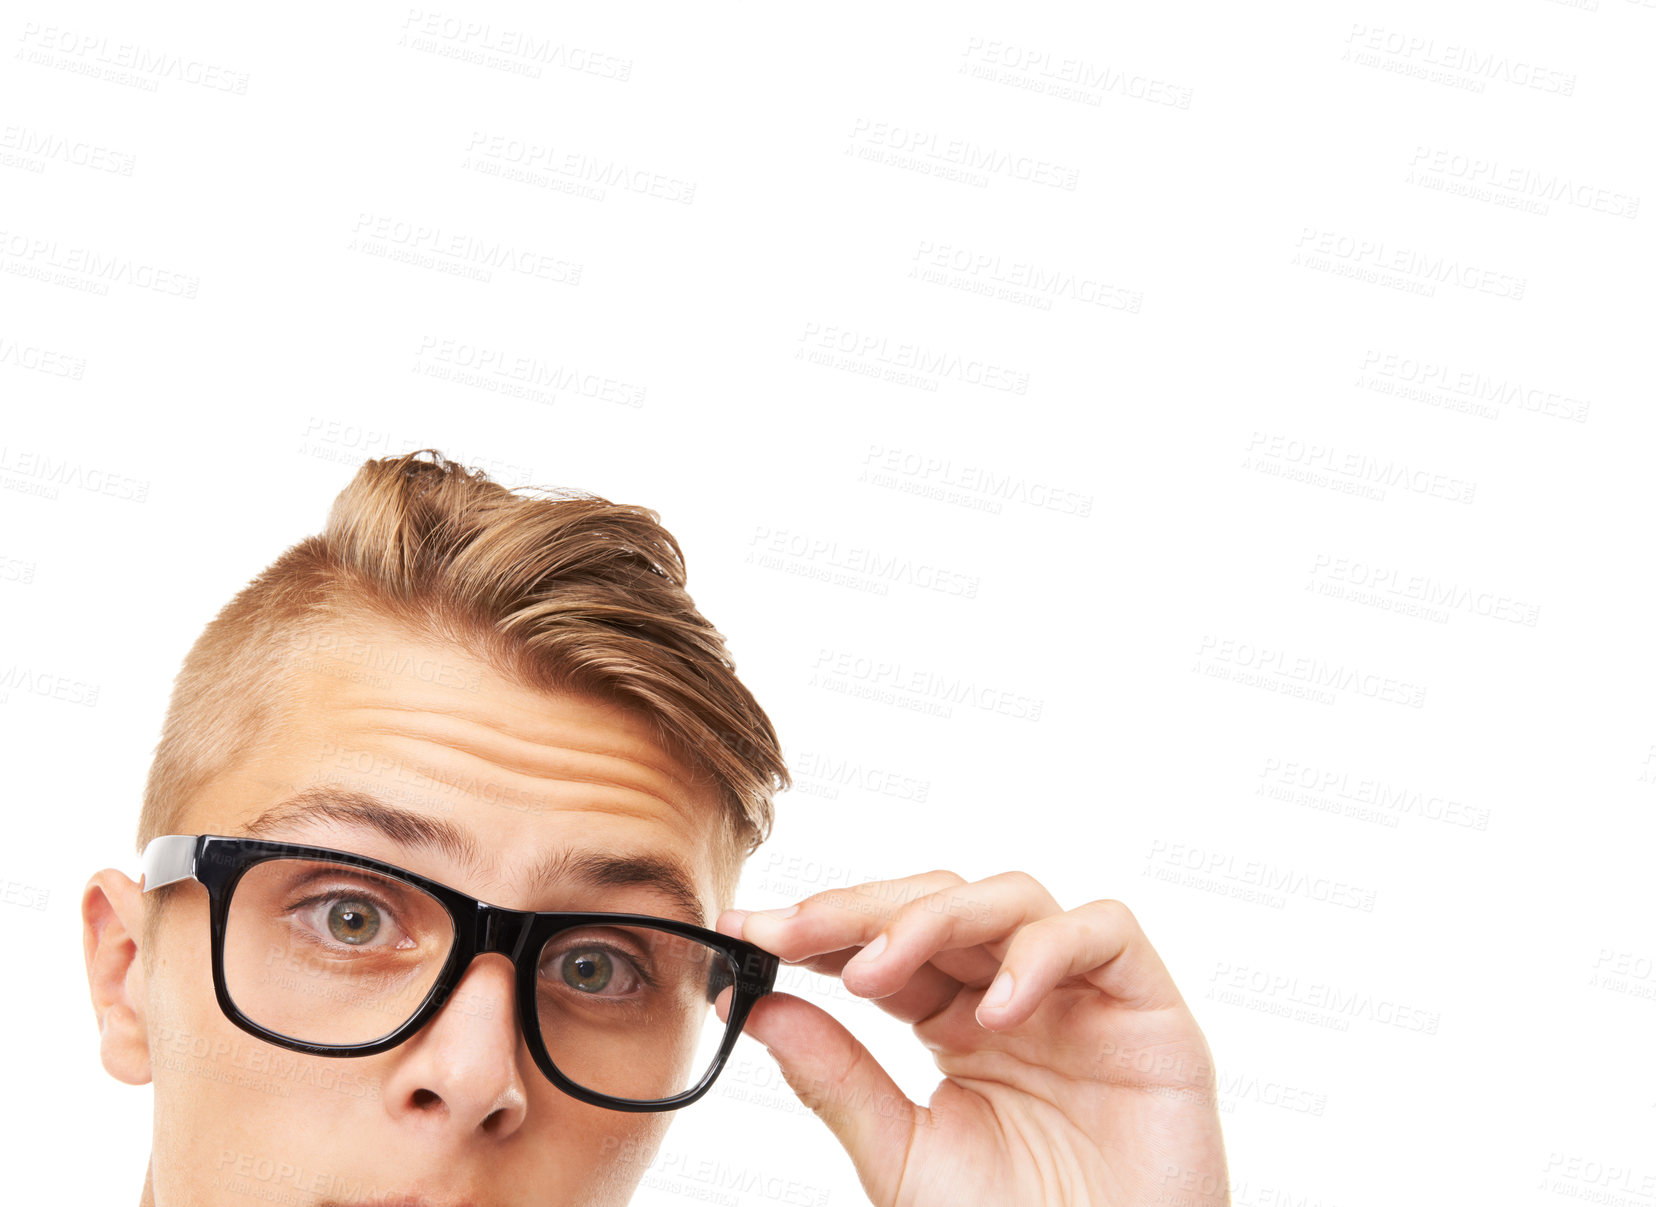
xmin=813 ymin=888 xmax=851 ymax=912
xmin=998 ymin=869 xmax=1042 ymax=896
xmin=1088 ymin=897 xmax=1138 ymax=929
xmin=892 ymin=892 xmax=950 ymax=932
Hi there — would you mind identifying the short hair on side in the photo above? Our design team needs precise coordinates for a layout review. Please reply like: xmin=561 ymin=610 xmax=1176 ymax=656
xmin=136 ymin=449 xmax=788 ymax=888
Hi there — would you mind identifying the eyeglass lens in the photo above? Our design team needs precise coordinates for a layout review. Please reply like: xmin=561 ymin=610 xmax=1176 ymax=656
xmin=221 ymin=856 xmax=738 ymax=1102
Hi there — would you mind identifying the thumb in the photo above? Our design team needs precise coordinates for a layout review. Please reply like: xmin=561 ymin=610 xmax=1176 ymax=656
xmin=727 ymin=990 xmax=919 ymax=1204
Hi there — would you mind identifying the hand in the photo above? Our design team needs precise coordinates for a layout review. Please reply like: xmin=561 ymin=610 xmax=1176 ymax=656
xmin=716 ymin=871 xmax=1229 ymax=1206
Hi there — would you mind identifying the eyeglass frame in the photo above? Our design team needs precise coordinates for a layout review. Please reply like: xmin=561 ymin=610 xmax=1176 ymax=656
xmin=141 ymin=833 xmax=780 ymax=1113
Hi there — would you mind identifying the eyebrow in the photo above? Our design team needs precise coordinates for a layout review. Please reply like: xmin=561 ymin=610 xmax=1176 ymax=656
xmin=240 ymin=787 xmax=708 ymax=927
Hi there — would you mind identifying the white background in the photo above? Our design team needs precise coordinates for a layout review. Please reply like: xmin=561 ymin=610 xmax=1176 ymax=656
xmin=2 ymin=1 xmax=1652 ymax=1204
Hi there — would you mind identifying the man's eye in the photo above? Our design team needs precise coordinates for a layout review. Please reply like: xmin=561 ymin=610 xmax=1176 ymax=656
xmin=547 ymin=946 xmax=646 ymax=997
xmin=289 ymin=894 xmax=407 ymax=951
xmin=326 ymin=899 xmax=381 ymax=945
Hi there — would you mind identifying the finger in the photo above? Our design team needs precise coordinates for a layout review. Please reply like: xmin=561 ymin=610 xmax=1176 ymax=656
xmin=801 ymin=949 xmax=974 ymax=1025
xmin=715 ymin=909 xmax=748 ymax=940
xmin=973 ymin=899 xmax=1182 ymax=1031
xmin=733 ymin=991 xmax=920 ymax=1205
xmin=716 ymin=919 xmax=929 ymax=984
xmin=835 ymin=871 xmax=1062 ymax=1002
xmin=729 ymin=871 xmax=1060 ymax=1025
xmin=717 ymin=915 xmax=887 ymax=983
xmin=717 ymin=922 xmax=972 ymax=1026
xmin=734 ymin=869 xmax=968 ymax=961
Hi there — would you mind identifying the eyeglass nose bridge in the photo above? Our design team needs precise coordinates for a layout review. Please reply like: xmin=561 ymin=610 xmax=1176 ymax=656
xmin=471 ymin=900 xmax=536 ymax=963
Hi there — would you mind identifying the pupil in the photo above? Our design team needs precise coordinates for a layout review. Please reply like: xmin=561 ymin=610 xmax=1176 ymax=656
xmin=328 ymin=900 xmax=379 ymax=944
xmin=563 ymin=949 xmax=612 ymax=993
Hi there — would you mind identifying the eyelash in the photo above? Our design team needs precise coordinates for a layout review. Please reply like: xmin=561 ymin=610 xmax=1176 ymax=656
xmin=540 ymin=937 xmax=656 ymax=995
xmin=282 ymin=888 xmax=408 ymax=950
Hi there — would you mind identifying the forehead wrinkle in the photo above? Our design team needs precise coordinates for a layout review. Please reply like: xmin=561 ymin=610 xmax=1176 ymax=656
xmin=338 ymin=702 xmax=701 ymax=817
xmin=337 ymin=697 xmax=688 ymax=781
xmin=352 ymin=747 xmax=702 ymax=835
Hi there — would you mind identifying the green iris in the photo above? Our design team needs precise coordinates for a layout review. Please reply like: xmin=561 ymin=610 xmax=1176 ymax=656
xmin=326 ymin=899 xmax=381 ymax=945
xmin=562 ymin=949 xmax=614 ymax=993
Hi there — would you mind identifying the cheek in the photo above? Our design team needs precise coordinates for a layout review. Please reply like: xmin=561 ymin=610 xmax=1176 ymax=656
xmin=550 ymin=1105 xmax=674 ymax=1206
xmin=145 ymin=966 xmax=316 ymax=1201
xmin=144 ymin=914 xmax=370 ymax=1187
xmin=140 ymin=906 xmax=680 ymax=1205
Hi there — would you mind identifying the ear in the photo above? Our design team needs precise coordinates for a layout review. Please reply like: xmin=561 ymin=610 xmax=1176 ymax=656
xmin=82 ymin=869 xmax=153 ymax=1086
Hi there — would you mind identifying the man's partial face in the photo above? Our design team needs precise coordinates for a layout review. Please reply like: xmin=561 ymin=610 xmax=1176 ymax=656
xmin=134 ymin=618 xmax=732 ymax=1207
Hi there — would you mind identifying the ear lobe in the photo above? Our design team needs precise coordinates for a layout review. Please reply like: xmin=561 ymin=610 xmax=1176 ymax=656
xmin=82 ymin=869 xmax=153 ymax=1086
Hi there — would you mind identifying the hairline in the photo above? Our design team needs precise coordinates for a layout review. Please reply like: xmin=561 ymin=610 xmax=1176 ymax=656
xmin=140 ymin=610 xmax=751 ymax=958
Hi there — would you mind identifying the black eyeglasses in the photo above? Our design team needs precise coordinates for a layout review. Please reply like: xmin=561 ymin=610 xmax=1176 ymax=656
xmin=141 ymin=834 xmax=778 ymax=1112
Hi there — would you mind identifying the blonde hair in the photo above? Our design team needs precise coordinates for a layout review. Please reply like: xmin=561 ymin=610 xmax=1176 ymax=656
xmin=137 ymin=449 xmax=787 ymax=876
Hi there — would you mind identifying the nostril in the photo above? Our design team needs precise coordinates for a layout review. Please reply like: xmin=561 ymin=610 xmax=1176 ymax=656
xmin=411 ymin=1088 xmax=442 ymax=1110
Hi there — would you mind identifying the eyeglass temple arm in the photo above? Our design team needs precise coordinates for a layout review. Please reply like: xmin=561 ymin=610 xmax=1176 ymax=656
xmin=141 ymin=834 xmax=200 ymax=891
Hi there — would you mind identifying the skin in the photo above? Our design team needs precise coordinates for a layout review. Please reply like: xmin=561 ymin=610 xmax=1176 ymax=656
xmin=85 ymin=616 xmax=1231 ymax=1206
xmin=84 ymin=617 xmax=734 ymax=1207
xmin=719 ymin=883 xmax=1231 ymax=1205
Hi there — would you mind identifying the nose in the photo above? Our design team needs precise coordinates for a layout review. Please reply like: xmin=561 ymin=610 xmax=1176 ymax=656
xmin=379 ymin=952 xmax=529 ymax=1138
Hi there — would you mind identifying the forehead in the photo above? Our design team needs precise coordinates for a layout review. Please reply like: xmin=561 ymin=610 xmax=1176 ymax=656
xmin=180 ymin=615 xmax=728 ymax=916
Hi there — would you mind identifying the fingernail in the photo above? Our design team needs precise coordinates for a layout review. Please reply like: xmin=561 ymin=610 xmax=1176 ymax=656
xmin=981 ymin=970 xmax=1014 ymax=1010
xmin=851 ymin=933 xmax=887 ymax=965
xmin=756 ymin=904 xmax=798 ymax=920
